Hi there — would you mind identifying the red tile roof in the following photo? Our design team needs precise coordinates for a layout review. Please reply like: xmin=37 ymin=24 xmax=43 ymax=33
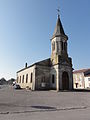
xmin=85 ymin=74 xmax=90 ymax=77
xmin=73 ymin=68 xmax=90 ymax=74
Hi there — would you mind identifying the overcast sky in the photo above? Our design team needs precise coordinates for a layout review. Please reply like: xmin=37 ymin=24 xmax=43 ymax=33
xmin=0 ymin=0 xmax=90 ymax=80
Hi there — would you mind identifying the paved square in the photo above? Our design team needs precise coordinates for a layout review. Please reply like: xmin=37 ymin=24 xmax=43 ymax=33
xmin=0 ymin=85 xmax=90 ymax=120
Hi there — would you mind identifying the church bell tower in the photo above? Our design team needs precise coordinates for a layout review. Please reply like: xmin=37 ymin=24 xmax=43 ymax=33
xmin=50 ymin=11 xmax=73 ymax=91
xmin=51 ymin=14 xmax=68 ymax=65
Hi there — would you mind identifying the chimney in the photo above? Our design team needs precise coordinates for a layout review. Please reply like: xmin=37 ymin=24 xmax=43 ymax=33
xmin=25 ymin=63 xmax=27 ymax=68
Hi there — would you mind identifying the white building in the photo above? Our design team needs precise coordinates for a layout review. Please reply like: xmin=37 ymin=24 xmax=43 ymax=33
xmin=73 ymin=69 xmax=90 ymax=89
xmin=84 ymin=73 xmax=90 ymax=88
xmin=16 ymin=14 xmax=73 ymax=91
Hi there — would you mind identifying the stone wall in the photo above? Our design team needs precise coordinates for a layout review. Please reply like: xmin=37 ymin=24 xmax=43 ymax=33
xmin=35 ymin=65 xmax=50 ymax=90
xmin=59 ymin=64 xmax=73 ymax=90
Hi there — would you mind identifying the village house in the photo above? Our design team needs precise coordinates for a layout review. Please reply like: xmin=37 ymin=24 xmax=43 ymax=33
xmin=73 ymin=68 xmax=90 ymax=89
xmin=16 ymin=13 xmax=73 ymax=91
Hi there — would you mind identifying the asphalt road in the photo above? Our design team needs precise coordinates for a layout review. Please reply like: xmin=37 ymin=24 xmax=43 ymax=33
xmin=0 ymin=85 xmax=90 ymax=120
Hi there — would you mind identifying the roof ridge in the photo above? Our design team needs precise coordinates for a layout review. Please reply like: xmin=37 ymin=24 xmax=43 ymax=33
xmin=73 ymin=68 xmax=90 ymax=73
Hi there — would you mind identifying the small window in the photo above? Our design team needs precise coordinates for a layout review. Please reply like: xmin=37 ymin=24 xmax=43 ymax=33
xmin=64 ymin=42 xmax=67 ymax=51
xmin=42 ymin=76 xmax=45 ymax=83
xmin=31 ymin=73 xmax=33 ymax=83
xmin=20 ymin=76 xmax=21 ymax=83
xmin=22 ymin=75 xmax=24 ymax=83
xmin=26 ymin=74 xmax=28 ymax=83
xmin=52 ymin=74 xmax=55 ymax=84
xmin=88 ymin=78 xmax=90 ymax=81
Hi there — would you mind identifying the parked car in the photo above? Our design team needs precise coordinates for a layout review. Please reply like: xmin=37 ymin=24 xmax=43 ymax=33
xmin=13 ymin=84 xmax=21 ymax=89
xmin=12 ymin=81 xmax=16 ymax=86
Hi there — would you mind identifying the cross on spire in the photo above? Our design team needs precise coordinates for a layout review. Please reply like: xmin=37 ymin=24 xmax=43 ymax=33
xmin=57 ymin=7 xmax=60 ymax=18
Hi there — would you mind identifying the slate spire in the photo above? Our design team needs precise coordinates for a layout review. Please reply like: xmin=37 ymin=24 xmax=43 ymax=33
xmin=52 ymin=14 xmax=66 ymax=39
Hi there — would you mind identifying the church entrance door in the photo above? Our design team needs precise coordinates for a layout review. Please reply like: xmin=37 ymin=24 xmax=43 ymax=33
xmin=62 ymin=72 xmax=69 ymax=90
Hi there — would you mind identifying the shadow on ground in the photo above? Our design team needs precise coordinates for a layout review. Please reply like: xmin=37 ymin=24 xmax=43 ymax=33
xmin=31 ymin=106 xmax=56 ymax=110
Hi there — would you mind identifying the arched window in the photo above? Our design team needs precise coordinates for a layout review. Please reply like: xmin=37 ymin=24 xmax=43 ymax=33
xmin=22 ymin=75 xmax=24 ymax=83
xmin=20 ymin=76 xmax=21 ymax=83
xmin=17 ymin=77 xmax=18 ymax=83
xmin=52 ymin=74 xmax=55 ymax=84
xmin=64 ymin=42 xmax=67 ymax=51
xmin=26 ymin=74 xmax=28 ymax=83
xmin=31 ymin=73 xmax=33 ymax=83
xmin=52 ymin=42 xmax=55 ymax=51
xmin=61 ymin=41 xmax=63 ymax=50
xmin=42 ymin=76 xmax=45 ymax=83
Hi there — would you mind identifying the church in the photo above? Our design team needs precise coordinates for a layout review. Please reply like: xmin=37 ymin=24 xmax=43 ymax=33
xmin=16 ymin=13 xmax=73 ymax=91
